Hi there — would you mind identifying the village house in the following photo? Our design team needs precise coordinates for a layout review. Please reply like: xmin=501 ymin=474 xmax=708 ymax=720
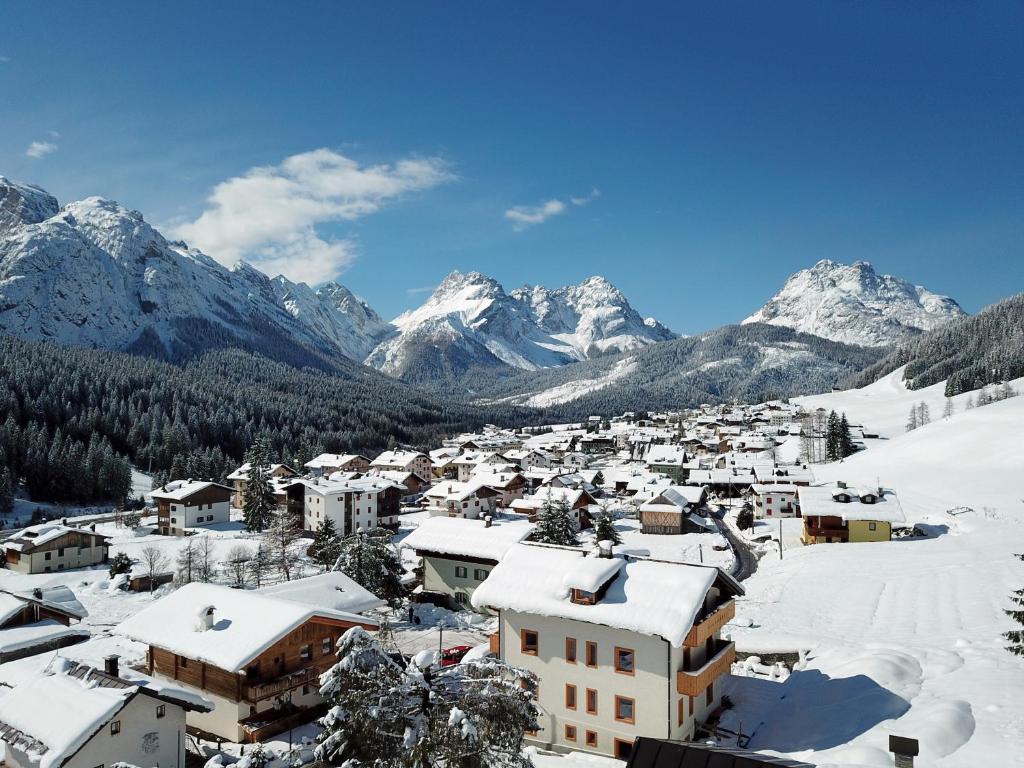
xmin=304 ymin=453 xmax=370 ymax=477
xmin=366 ymin=468 xmax=431 ymax=499
xmin=453 ymin=451 xmax=509 ymax=482
xmin=150 ymin=480 xmax=233 ymax=536
xmin=644 ymin=445 xmax=688 ymax=482
xmin=0 ymin=656 xmax=213 ymax=768
xmin=0 ymin=586 xmax=90 ymax=663
xmin=503 ymin=448 xmax=552 ymax=471
xmin=401 ymin=515 xmax=535 ymax=610
xmin=422 ymin=480 xmax=500 ymax=519
xmin=472 ymin=543 xmax=743 ymax=761
xmin=798 ymin=482 xmax=906 ymax=544
xmin=369 ymin=450 xmax=433 ymax=480
xmin=116 ymin=582 xmax=377 ymax=742
xmin=750 ymin=483 xmax=800 ymax=518
xmin=509 ymin=486 xmax=597 ymax=528
xmin=226 ymin=463 xmax=297 ymax=509
xmin=287 ymin=476 xmax=402 ymax=534
xmin=469 ymin=467 xmax=529 ymax=507
xmin=638 ymin=486 xmax=713 ymax=535
xmin=258 ymin=571 xmax=386 ymax=616
xmin=2 ymin=523 xmax=110 ymax=575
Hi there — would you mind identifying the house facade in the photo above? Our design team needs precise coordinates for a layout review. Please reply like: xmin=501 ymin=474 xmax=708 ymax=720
xmin=370 ymin=450 xmax=433 ymax=480
xmin=473 ymin=544 xmax=742 ymax=761
xmin=422 ymin=481 xmax=500 ymax=519
xmin=226 ymin=463 xmax=296 ymax=509
xmin=150 ymin=481 xmax=233 ymax=536
xmin=750 ymin=483 xmax=799 ymax=518
xmin=798 ymin=483 xmax=905 ymax=544
xmin=289 ymin=477 xmax=402 ymax=534
xmin=304 ymin=454 xmax=371 ymax=476
xmin=2 ymin=523 xmax=110 ymax=575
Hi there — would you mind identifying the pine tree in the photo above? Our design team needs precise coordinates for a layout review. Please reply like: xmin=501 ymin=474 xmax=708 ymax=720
xmin=1005 ymin=554 xmax=1024 ymax=657
xmin=242 ymin=439 xmax=277 ymax=533
xmin=0 ymin=467 xmax=13 ymax=515
xmin=309 ymin=517 xmax=342 ymax=572
xmin=825 ymin=411 xmax=841 ymax=461
xmin=335 ymin=528 xmax=407 ymax=608
xmin=108 ymin=551 xmax=133 ymax=578
xmin=316 ymin=627 xmax=538 ymax=768
xmin=736 ymin=505 xmax=754 ymax=531
xmin=592 ymin=504 xmax=621 ymax=546
xmin=531 ymin=495 xmax=579 ymax=546
xmin=838 ymin=413 xmax=856 ymax=458
xmin=943 ymin=397 xmax=954 ymax=419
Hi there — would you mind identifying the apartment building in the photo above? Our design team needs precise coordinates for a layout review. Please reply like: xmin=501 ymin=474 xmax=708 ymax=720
xmin=150 ymin=480 xmax=232 ymax=535
xmin=472 ymin=543 xmax=743 ymax=761
xmin=287 ymin=476 xmax=402 ymax=534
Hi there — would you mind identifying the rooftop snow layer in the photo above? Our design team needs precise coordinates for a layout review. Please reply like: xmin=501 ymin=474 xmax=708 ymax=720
xmin=798 ymin=484 xmax=906 ymax=523
xmin=472 ymin=544 xmax=719 ymax=646
xmin=116 ymin=582 xmax=376 ymax=672
xmin=400 ymin=515 xmax=535 ymax=562
xmin=258 ymin=571 xmax=385 ymax=615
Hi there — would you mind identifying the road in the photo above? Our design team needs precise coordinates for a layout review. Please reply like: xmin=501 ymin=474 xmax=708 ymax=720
xmin=713 ymin=509 xmax=758 ymax=581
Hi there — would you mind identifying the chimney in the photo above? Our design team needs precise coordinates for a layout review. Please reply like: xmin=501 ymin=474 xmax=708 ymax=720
xmin=32 ymin=587 xmax=43 ymax=600
xmin=597 ymin=540 xmax=614 ymax=559
xmin=483 ymin=515 xmax=493 ymax=528
xmin=198 ymin=605 xmax=216 ymax=631
xmin=837 ymin=480 xmax=847 ymax=489
xmin=104 ymin=654 xmax=120 ymax=677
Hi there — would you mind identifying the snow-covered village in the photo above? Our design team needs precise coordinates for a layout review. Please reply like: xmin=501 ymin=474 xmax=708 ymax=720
xmin=1 ymin=4 xmax=1023 ymax=768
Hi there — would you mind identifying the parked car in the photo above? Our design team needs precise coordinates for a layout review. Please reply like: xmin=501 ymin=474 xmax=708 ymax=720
xmin=440 ymin=645 xmax=473 ymax=667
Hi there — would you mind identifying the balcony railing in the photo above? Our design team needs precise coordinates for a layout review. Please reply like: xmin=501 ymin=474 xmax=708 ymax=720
xmin=677 ymin=640 xmax=735 ymax=697
xmin=684 ymin=599 xmax=735 ymax=648
xmin=803 ymin=525 xmax=849 ymax=541
xmin=243 ymin=659 xmax=333 ymax=702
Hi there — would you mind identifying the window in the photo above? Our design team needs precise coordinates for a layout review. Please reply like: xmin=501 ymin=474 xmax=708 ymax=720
xmin=44 ymin=552 xmax=52 ymax=561
xmin=521 ymin=629 xmax=539 ymax=655
xmin=156 ymin=704 xmax=166 ymax=719
xmin=110 ymin=720 xmax=121 ymax=736
xmin=455 ymin=592 xmax=468 ymax=605
xmin=678 ymin=697 xmax=685 ymax=725
xmin=179 ymin=657 xmax=188 ymax=668
xmin=614 ymin=739 xmax=635 ymax=760
xmin=58 ymin=547 xmax=65 ymax=557
xmin=706 ymin=682 xmax=714 ymax=706
xmin=585 ymin=688 xmax=598 ymax=715
xmin=301 ymin=644 xmax=312 ymax=660
xmin=565 ymin=637 xmax=577 ymax=663
xmin=323 ymin=637 xmax=333 ymax=655
xmin=474 ymin=568 xmax=488 ymax=581
xmin=868 ymin=521 xmax=877 ymax=531
xmin=615 ymin=695 xmax=635 ymax=724
xmin=565 ymin=684 xmax=577 ymax=710
xmin=302 ymin=684 xmax=310 ymax=695
xmin=585 ymin=730 xmax=598 ymax=748
xmin=171 ymin=505 xmax=178 ymax=512
xmin=614 ymin=647 xmax=635 ymax=675
xmin=455 ymin=566 xmax=468 ymax=578
xmin=564 ymin=724 xmax=577 ymax=742
xmin=585 ymin=641 xmax=597 ymax=667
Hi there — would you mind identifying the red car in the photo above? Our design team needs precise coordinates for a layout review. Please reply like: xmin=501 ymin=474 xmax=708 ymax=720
xmin=440 ymin=645 xmax=473 ymax=667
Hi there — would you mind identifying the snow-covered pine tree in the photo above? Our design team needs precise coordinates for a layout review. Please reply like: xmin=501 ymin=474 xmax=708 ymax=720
xmin=242 ymin=438 xmax=277 ymax=533
xmin=838 ymin=413 xmax=856 ymax=458
xmin=1006 ymin=554 xmax=1024 ymax=657
xmin=0 ymin=467 xmax=14 ymax=515
xmin=309 ymin=516 xmax=342 ymax=572
xmin=260 ymin=507 xmax=304 ymax=582
xmin=592 ymin=504 xmax=621 ymax=546
xmin=316 ymin=627 xmax=538 ymax=768
xmin=335 ymin=527 xmax=407 ymax=607
xmin=531 ymin=494 xmax=579 ymax=546
xmin=825 ymin=411 xmax=841 ymax=461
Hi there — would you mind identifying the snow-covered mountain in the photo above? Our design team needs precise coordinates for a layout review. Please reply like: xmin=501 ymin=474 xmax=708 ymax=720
xmin=0 ymin=176 xmax=390 ymax=364
xmin=364 ymin=270 xmax=675 ymax=381
xmin=743 ymin=259 xmax=965 ymax=347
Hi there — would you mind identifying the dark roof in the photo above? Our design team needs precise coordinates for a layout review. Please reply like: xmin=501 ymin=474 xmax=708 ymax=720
xmin=626 ymin=738 xmax=814 ymax=768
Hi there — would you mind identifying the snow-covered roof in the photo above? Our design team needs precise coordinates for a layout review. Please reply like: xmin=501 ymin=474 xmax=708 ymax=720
xmin=304 ymin=453 xmax=368 ymax=469
xmin=116 ymin=582 xmax=377 ymax=672
xmin=292 ymin=475 xmax=403 ymax=496
xmin=225 ymin=463 xmax=294 ymax=481
xmin=562 ymin=554 xmax=625 ymax=593
xmin=0 ymin=620 xmax=90 ymax=655
xmin=472 ymin=544 xmax=730 ymax=646
xmin=259 ymin=571 xmax=385 ymax=615
xmin=645 ymin=445 xmax=688 ymax=466
xmin=2 ymin=524 xmax=109 ymax=553
xmin=401 ymin=515 xmax=535 ymax=562
xmin=797 ymin=484 xmax=906 ymax=523
xmin=423 ymin=480 xmax=498 ymax=503
xmin=751 ymin=483 xmax=799 ymax=495
xmin=149 ymin=480 xmax=231 ymax=501
xmin=371 ymin=450 xmax=428 ymax=467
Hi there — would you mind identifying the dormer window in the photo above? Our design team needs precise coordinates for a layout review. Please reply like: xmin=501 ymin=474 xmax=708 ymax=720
xmin=570 ymin=588 xmax=596 ymax=605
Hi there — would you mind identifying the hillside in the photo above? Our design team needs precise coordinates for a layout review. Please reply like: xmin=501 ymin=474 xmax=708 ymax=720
xmin=744 ymin=259 xmax=965 ymax=347
xmin=847 ymin=293 xmax=1024 ymax=395
xmin=470 ymin=323 xmax=884 ymax=417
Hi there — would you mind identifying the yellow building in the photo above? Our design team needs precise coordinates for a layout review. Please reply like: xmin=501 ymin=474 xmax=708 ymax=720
xmin=798 ymin=482 xmax=904 ymax=545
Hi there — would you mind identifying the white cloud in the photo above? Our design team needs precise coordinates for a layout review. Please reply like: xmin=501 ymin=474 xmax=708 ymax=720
xmin=25 ymin=141 xmax=58 ymax=159
xmin=504 ymin=188 xmax=600 ymax=230
xmin=172 ymin=148 xmax=453 ymax=284
xmin=0 ymin=56 xmax=10 ymax=64
xmin=504 ymin=199 xmax=567 ymax=229
xmin=406 ymin=285 xmax=436 ymax=296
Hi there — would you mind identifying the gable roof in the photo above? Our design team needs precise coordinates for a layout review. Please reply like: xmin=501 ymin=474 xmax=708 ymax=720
xmin=797 ymin=483 xmax=906 ymax=523
xmin=259 ymin=571 xmax=385 ymax=615
xmin=149 ymin=480 xmax=232 ymax=501
xmin=401 ymin=515 xmax=535 ymax=562
xmin=2 ymin=524 xmax=110 ymax=554
xmin=116 ymin=582 xmax=377 ymax=672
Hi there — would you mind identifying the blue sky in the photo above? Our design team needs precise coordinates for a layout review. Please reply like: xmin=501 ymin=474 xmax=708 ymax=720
xmin=1 ymin=2 xmax=1021 ymax=333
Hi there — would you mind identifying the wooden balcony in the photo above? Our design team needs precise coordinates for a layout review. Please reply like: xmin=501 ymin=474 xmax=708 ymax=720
xmin=243 ymin=659 xmax=332 ymax=702
xmin=684 ymin=599 xmax=735 ymax=648
xmin=677 ymin=640 xmax=735 ymax=697
xmin=489 ymin=632 xmax=500 ymax=654
xmin=803 ymin=525 xmax=849 ymax=542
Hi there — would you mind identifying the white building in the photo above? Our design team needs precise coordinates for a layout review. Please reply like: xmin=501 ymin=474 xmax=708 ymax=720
xmin=472 ymin=543 xmax=743 ymax=761
xmin=149 ymin=481 xmax=232 ymax=535
xmin=750 ymin=483 xmax=799 ymax=518
xmin=0 ymin=657 xmax=212 ymax=768
xmin=291 ymin=476 xmax=402 ymax=534
xmin=422 ymin=480 xmax=500 ymax=519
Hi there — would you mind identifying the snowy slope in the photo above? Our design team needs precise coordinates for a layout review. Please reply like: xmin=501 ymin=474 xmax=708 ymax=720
xmin=722 ymin=388 xmax=1024 ymax=767
xmin=365 ymin=271 xmax=675 ymax=380
xmin=744 ymin=260 xmax=965 ymax=347
xmin=0 ymin=177 xmax=390 ymax=364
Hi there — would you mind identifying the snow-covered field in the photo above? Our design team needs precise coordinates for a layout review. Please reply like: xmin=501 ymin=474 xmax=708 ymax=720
xmin=720 ymin=375 xmax=1024 ymax=767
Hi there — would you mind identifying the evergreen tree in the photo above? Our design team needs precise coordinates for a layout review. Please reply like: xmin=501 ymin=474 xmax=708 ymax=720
xmin=1005 ymin=554 xmax=1024 ymax=657
xmin=335 ymin=528 xmax=407 ymax=608
xmin=309 ymin=517 xmax=342 ymax=572
xmin=531 ymin=495 xmax=579 ymax=546
xmin=825 ymin=411 xmax=841 ymax=461
xmin=0 ymin=467 xmax=13 ymax=515
xmin=736 ymin=506 xmax=754 ymax=531
xmin=591 ymin=504 xmax=621 ymax=546
xmin=316 ymin=627 xmax=538 ymax=768
xmin=242 ymin=438 xmax=277 ymax=533
xmin=108 ymin=551 xmax=133 ymax=578
xmin=943 ymin=397 xmax=954 ymax=419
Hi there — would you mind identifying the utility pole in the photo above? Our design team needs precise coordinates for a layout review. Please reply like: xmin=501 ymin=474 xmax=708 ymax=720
xmin=778 ymin=518 xmax=783 ymax=560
